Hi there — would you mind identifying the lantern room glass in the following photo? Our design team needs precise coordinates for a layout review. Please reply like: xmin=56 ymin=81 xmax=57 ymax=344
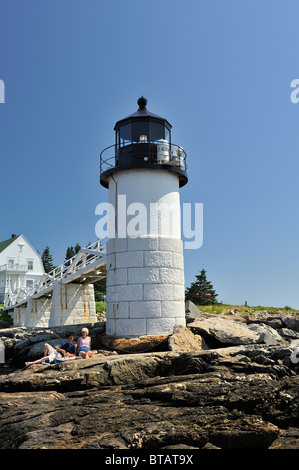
xmin=150 ymin=122 xmax=170 ymax=142
xmin=117 ymin=123 xmax=131 ymax=148
xmin=116 ymin=121 xmax=171 ymax=149
xmin=132 ymin=122 xmax=150 ymax=143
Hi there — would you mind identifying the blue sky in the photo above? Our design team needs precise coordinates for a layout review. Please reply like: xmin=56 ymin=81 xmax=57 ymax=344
xmin=0 ymin=0 xmax=299 ymax=308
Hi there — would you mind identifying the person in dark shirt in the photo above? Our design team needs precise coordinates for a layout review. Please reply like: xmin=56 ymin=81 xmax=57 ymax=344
xmin=56 ymin=336 xmax=76 ymax=357
xmin=25 ymin=336 xmax=76 ymax=367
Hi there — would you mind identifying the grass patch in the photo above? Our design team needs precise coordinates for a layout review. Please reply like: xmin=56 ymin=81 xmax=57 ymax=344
xmin=195 ymin=303 xmax=298 ymax=315
xmin=196 ymin=304 xmax=227 ymax=315
xmin=96 ymin=301 xmax=106 ymax=313
xmin=94 ymin=301 xmax=297 ymax=316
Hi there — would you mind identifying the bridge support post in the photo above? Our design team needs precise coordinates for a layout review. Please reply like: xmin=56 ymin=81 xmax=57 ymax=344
xmin=49 ymin=281 xmax=97 ymax=327
xmin=25 ymin=297 xmax=52 ymax=328
xmin=12 ymin=305 xmax=27 ymax=326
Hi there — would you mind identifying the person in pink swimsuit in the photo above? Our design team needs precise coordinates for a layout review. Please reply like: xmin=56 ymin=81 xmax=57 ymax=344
xmin=76 ymin=328 xmax=94 ymax=358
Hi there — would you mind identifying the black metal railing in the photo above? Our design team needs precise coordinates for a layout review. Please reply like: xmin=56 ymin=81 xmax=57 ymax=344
xmin=100 ymin=141 xmax=187 ymax=176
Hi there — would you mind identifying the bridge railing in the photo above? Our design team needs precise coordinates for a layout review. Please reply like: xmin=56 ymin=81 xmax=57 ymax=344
xmin=3 ymin=237 xmax=107 ymax=309
xmin=3 ymin=283 xmax=38 ymax=309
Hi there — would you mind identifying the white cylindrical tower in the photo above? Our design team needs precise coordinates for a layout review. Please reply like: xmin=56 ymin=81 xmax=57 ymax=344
xmin=100 ymin=97 xmax=188 ymax=337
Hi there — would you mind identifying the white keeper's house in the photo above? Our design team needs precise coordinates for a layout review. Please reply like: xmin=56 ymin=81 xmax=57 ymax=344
xmin=0 ymin=234 xmax=45 ymax=304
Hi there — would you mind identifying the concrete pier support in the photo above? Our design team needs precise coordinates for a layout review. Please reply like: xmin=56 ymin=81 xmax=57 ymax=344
xmin=25 ymin=297 xmax=52 ymax=328
xmin=12 ymin=305 xmax=27 ymax=326
xmin=49 ymin=282 xmax=97 ymax=327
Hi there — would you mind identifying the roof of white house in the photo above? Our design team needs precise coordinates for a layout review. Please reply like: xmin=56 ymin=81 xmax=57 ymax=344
xmin=0 ymin=235 xmax=21 ymax=253
xmin=0 ymin=234 xmax=43 ymax=261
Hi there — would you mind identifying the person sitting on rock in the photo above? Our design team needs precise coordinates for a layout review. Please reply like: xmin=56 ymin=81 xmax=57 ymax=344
xmin=76 ymin=328 xmax=94 ymax=358
xmin=25 ymin=336 xmax=76 ymax=367
xmin=56 ymin=336 xmax=76 ymax=358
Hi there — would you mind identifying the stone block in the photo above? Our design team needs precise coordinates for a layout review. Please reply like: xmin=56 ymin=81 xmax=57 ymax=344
xmin=105 ymin=302 xmax=113 ymax=316
xmin=175 ymin=317 xmax=186 ymax=327
xmin=129 ymin=300 xmax=162 ymax=318
xmin=158 ymin=237 xmax=183 ymax=253
xmin=107 ymin=301 xmax=129 ymax=319
xmin=115 ymin=318 xmax=147 ymax=337
xmin=143 ymin=283 xmax=174 ymax=301
xmin=161 ymin=300 xmax=185 ymax=318
xmin=146 ymin=318 xmax=177 ymax=335
xmin=114 ymin=284 xmax=143 ymax=302
xmin=114 ymin=237 xmax=128 ymax=253
xmin=116 ymin=251 xmax=144 ymax=268
xmin=106 ymin=239 xmax=114 ymax=255
xmin=128 ymin=267 xmax=160 ymax=284
xmin=115 ymin=268 xmax=128 ymax=285
xmin=160 ymin=267 xmax=184 ymax=285
xmin=172 ymin=252 xmax=184 ymax=269
xmin=144 ymin=251 xmax=173 ymax=267
xmin=106 ymin=318 xmax=116 ymax=336
xmin=107 ymin=253 xmax=116 ymax=270
xmin=127 ymin=236 xmax=159 ymax=252
xmin=106 ymin=285 xmax=116 ymax=301
xmin=106 ymin=269 xmax=115 ymax=287
xmin=173 ymin=284 xmax=185 ymax=301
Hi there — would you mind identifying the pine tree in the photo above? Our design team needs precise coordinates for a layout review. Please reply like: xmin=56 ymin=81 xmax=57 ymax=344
xmin=41 ymin=246 xmax=54 ymax=273
xmin=65 ymin=246 xmax=75 ymax=260
xmin=185 ymin=269 xmax=218 ymax=305
xmin=65 ymin=243 xmax=81 ymax=261
xmin=94 ymin=278 xmax=106 ymax=296
xmin=74 ymin=243 xmax=81 ymax=254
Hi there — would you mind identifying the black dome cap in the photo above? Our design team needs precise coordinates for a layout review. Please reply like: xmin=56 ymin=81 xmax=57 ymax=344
xmin=137 ymin=96 xmax=147 ymax=109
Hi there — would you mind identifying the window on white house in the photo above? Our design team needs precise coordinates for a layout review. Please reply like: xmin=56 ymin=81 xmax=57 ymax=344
xmin=26 ymin=280 xmax=33 ymax=288
xmin=8 ymin=259 xmax=14 ymax=267
xmin=27 ymin=260 xmax=33 ymax=271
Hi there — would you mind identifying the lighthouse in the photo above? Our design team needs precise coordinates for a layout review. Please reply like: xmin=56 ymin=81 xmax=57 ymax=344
xmin=100 ymin=97 xmax=188 ymax=337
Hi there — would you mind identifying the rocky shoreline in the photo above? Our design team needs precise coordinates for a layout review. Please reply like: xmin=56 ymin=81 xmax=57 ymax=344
xmin=0 ymin=307 xmax=298 ymax=450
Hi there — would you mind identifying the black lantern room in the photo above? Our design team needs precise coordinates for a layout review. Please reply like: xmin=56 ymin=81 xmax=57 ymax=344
xmin=100 ymin=97 xmax=188 ymax=188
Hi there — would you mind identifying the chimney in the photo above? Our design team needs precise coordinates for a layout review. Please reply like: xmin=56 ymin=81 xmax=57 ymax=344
xmin=11 ymin=234 xmax=17 ymax=238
